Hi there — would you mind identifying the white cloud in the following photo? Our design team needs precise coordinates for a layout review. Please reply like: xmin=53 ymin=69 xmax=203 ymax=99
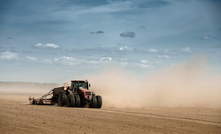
xmin=88 ymin=61 xmax=100 ymax=64
xmin=54 ymin=56 xmax=78 ymax=65
xmin=140 ymin=60 xmax=152 ymax=68
xmin=119 ymin=47 xmax=124 ymax=51
xmin=100 ymin=57 xmax=112 ymax=62
xmin=0 ymin=51 xmax=18 ymax=60
xmin=148 ymin=48 xmax=158 ymax=53
xmin=32 ymin=43 xmax=61 ymax=49
xmin=26 ymin=56 xmax=37 ymax=61
xmin=182 ymin=47 xmax=192 ymax=53
xmin=120 ymin=62 xmax=128 ymax=66
xmin=41 ymin=59 xmax=52 ymax=63
xmin=78 ymin=1 xmax=133 ymax=14
xmin=141 ymin=60 xmax=150 ymax=64
xmin=54 ymin=56 xmax=114 ymax=66
xmin=163 ymin=47 xmax=194 ymax=57
xmin=119 ymin=46 xmax=133 ymax=51
xmin=140 ymin=48 xmax=159 ymax=54
xmin=140 ymin=64 xmax=151 ymax=68
xmin=164 ymin=49 xmax=176 ymax=55
xmin=141 ymin=60 xmax=147 ymax=63
xmin=200 ymin=36 xmax=210 ymax=40
xmin=26 ymin=56 xmax=52 ymax=63
xmin=157 ymin=55 xmax=171 ymax=59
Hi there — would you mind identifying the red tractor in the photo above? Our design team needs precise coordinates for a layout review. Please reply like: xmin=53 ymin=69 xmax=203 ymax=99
xmin=29 ymin=80 xmax=102 ymax=108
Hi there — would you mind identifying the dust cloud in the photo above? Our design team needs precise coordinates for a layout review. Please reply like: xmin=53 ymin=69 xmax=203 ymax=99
xmin=1 ymin=54 xmax=220 ymax=109
xmin=86 ymin=54 xmax=221 ymax=108
xmin=0 ymin=82 xmax=58 ymax=95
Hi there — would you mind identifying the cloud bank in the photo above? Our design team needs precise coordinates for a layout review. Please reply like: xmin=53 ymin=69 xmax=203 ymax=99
xmin=0 ymin=51 xmax=18 ymax=60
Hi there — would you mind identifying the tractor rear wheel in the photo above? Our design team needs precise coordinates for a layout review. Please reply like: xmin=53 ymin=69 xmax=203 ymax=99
xmin=58 ymin=91 xmax=67 ymax=106
xmin=75 ymin=95 xmax=81 ymax=107
xmin=67 ymin=94 xmax=75 ymax=107
xmin=90 ymin=96 xmax=97 ymax=108
xmin=96 ymin=95 xmax=102 ymax=108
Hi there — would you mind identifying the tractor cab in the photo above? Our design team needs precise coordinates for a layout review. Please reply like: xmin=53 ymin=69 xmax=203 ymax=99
xmin=70 ymin=80 xmax=90 ymax=92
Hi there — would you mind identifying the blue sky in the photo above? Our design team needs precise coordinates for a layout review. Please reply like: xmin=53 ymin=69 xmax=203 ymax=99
xmin=0 ymin=0 xmax=220 ymax=83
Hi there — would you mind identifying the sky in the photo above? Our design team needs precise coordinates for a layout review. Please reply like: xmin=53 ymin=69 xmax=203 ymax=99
xmin=0 ymin=0 xmax=221 ymax=83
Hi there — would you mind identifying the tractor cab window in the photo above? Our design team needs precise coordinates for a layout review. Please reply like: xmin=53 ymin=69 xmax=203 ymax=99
xmin=71 ymin=81 xmax=88 ymax=90
xmin=78 ymin=81 xmax=87 ymax=89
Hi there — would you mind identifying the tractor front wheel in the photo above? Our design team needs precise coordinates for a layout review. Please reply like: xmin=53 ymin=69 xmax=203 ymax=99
xmin=96 ymin=95 xmax=102 ymax=108
xmin=90 ymin=96 xmax=97 ymax=108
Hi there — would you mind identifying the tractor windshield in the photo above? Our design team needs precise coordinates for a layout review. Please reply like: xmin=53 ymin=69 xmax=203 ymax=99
xmin=71 ymin=80 xmax=89 ymax=90
xmin=78 ymin=81 xmax=87 ymax=89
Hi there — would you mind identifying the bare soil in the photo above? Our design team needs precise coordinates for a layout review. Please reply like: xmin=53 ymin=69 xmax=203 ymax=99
xmin=0 ymin=94 xmax=221 ymax=134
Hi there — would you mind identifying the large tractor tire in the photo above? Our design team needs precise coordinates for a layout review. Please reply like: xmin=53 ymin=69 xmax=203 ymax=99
xmin=67 ymin=94 xmax=75 ymax=107
xmin=90 ymin=96 xmax=97 ymax=108
xmin=32 ymin=100 xmax=36 ymax=105
xmin=75 ymin=95 xmax=81 ymax=107
xmin=96 ymin=95 xmax=102 ymax=108
xmin=58 ymin=91 xmax=67 ymax=106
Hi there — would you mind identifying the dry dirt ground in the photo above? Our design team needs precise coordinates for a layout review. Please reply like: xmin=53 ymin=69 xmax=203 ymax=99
xmin=0 ymin=94 xmax=221 ymax=134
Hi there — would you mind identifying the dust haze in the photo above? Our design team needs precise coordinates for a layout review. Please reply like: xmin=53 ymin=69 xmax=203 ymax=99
xmin=86 ymin=54 xmax=221 ymax=108
xmin=0 ymin=82 xmax=58 ymax=95
xmin=1 ymin=54 xmax=220 ymax=109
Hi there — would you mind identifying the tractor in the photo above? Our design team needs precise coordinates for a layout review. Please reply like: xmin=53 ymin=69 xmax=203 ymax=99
xmin=29 ymin=80 xmax=102 ymax=108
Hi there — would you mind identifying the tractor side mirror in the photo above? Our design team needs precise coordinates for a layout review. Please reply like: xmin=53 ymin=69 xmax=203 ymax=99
xmin=89 ymin=84 xmax=91 ymax=87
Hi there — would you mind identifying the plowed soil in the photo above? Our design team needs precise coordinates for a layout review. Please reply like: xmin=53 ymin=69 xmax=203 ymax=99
xmin=0 ymin=94 xmax=221 ymax=134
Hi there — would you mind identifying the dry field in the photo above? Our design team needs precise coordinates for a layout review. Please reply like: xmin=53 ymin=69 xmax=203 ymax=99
xmin=0 ymin=94 xmax=221 ymax=134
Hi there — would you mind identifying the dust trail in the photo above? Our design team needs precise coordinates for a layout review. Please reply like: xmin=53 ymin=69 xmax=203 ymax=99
xmin=86 ymin=54 xmax=221 ymax=108
xmin=0 ymin=82 xmax=58 ymax=95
